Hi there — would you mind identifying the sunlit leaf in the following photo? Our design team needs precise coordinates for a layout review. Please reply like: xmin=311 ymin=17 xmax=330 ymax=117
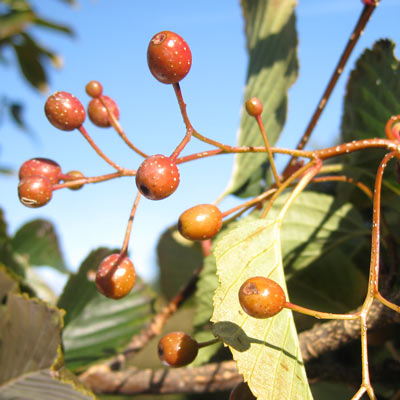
xmin=211 ymin=218 xmax=312 ymax=399
xmin=224 ymin=0 xmax=298 ymax=197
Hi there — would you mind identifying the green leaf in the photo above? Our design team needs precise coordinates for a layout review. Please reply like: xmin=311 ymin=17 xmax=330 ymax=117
xmin=12 ymin=219 xmax=68 ymax=273
xmin=0 ymin=10 xmax=35 ymax=41
xmin=339 ymin=40 xmax=400 ymax=205
xmin=224 ymin=0 xmax=298 ymax=197
xmin=58 ymin=248 xmax=156 ymax=371
xmin=0 ymin=266 xmax=19 ymax=301
xmin=342 ymin=40 xmax=400 ymax=143
xmin=0 ymin=286 xmax=96 ymax=399
xmin=12 ymin=34 xmax=48 ymax=92
xmin=267 ymin=191 xmax=369 ymax=277
xmin=156 ymin=226 xmax=203 ymax=301
xmin=0 ymin=209 xmax=26 ymax=277
xmin=34 ymin=17 xmax=74 ymax=35
xmin=287 ymin=250 xmax=367 ymax=331
xmin=211 ymin=218 xmax=312 ymax=399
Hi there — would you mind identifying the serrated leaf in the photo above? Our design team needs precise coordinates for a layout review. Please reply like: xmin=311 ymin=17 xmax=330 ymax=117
xmin=339 ymin=40 xmax=400 ymax=205
xmin=342 ymin=40 xmax=400 ymax=143
xmin=193 ymin=214 xmax=261 ymax=365
xmin=0 ymin=266 xmax=19 ymax=301
xmin=58 ymin=248 xmax=156 ymax=371
xmin=12 ymin=218 xmax=68 ymax=273
xmin=157 ymin=226 xmax=203 ymax=300
xmin=0 ymin=291 xmax=95 ymax=399
xmin=225 ymin=0 xmax=298 ymax=197
xmin=211 ymin=218 xmax=312 ymax=399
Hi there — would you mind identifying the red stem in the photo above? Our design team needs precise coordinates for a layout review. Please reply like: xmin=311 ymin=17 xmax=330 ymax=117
xmin=282 ymin=3 xmax=379 ymax=179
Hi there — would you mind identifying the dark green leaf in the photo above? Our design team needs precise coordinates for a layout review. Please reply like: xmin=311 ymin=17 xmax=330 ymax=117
xmin=11 ymin=219 xmax=68 ymax=273
xmin=156 ymin=226 xmax=203 ymax=301
xmin=0 ymin=291 xmax=96 ymax=399
xmin=12 ymin=35 xmax=48 ymax=91
xmin=9 ymin=102 xmax=28 ymax=130
xmin=224 ymin=0 xmax=298 ymax=197
xmin=58 ymin=248 xmax=156 ymax=371
xmin=339 ymin=40 xmax=400 ymax=205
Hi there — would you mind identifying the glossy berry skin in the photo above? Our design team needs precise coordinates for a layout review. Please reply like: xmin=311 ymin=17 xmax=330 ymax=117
xmin=147 ymin=31 xmax=192 ymax=84
xmin=157 ymin=332 xmax=198 ymax=368
xmin=238 ymin=277 xmax=286 ymax=319
xmin=95 ymin=253 xmax=136 ymax=299
xmin=245 ymin=97 xmax=263 ymax=117
xmin=229 ymin=382 xmax=256 ymax=400
xmin=178 ymin=204 xmax=222 ymax=241
xmin=136 ymin=154 xmax=180 ymax=200
xmin=19 ymin=158 xmax=61 ymax=185
xmin=88 ymin=95 xmax=120 ymax=127
xmin=85 ymin=80 xmax=103 ymax=98
xmin=45 ymin=91 xmax=86 ymax=131
xmin=65 ymin=170 xmax=85 ymax=190
xmin=18 ymin=175 xmax=53 ymax=208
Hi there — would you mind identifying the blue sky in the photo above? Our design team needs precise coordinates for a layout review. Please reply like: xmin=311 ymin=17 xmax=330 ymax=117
xmin=1 ymin=0 xmax=399 ymax=291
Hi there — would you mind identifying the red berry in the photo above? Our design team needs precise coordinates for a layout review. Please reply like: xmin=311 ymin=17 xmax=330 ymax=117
xmin=178 ymin=204 xmax=223 ymax=241
xmin=85 ymin=80 xmax=103 ymax=98
xmin=157 ymin=332 xmax=198 ymax=368
xmin=238 ymin=277 xmax=286 ymax=319
xmin=95 ymin=253 xmax=136 ymax=299
xmin=245 ymin=97 xmax=263 ymax=117
xmin=147 ymin=31 xmax=192 ymax=84
xmin=65 ymin=170 xmax=85 ymax=190
xmin=229 ymin=382 xmax=256 ymax=400
xmin=87 ymin=95 xmax=120 ymax=128
xmin=18 ymin=175 xmax=53 ymax=208
xmin=19 ymin=157 xmax=61 ymax=185
xmin=362 ymin=0 xmax=378 ymax=5
xmin=136 ymin=154 xmax=180 ymax=200
xmin=45 ymin=91 xmax=86 ymax=131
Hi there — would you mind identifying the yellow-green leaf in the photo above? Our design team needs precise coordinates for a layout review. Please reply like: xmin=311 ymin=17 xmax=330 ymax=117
xmin=211 ymin=218 xmax=312 ymax=399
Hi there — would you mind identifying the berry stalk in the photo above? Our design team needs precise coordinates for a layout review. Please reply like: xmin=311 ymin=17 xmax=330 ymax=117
xmin=78 ymin=125 xmax=124 ymax=171
xmin=98 ymin=95 xmax=148 ymax=158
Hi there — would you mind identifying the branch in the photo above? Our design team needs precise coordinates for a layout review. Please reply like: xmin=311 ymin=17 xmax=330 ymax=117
xmin=80 ymin=296 xmax=400 ymax=395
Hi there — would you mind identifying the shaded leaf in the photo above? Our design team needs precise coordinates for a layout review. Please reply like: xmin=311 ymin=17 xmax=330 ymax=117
xmin=225 ymin=0 xmax=298 ymax=197
xmin=0 ymin=286 xmax=95 ymax=399
xmin=0 ymin=266 xmax=18 ymax=301
xmin=0 ymin=209 xmax=25 ymax=277
xmin=157 ymin=226 xmax=203 ymax=300
xmin=12 ymin=219 xmax=68 ymax=273
xmin=287 ymin=250 xmax=367 ymax=331
xmin=9 ymin=102 xmax=28 ymax=130
xmin=339 ymin=40 xmax=400 ymax=205
xmin=267 ymin=191 xmax=369 ymax=278
xmin=12 ymin=34 xmax=48 ymax=91
xmin=58 ymin=248 xmax=156 ymax=371
xmin=211 ymin=218 xmax=312 ymax=399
